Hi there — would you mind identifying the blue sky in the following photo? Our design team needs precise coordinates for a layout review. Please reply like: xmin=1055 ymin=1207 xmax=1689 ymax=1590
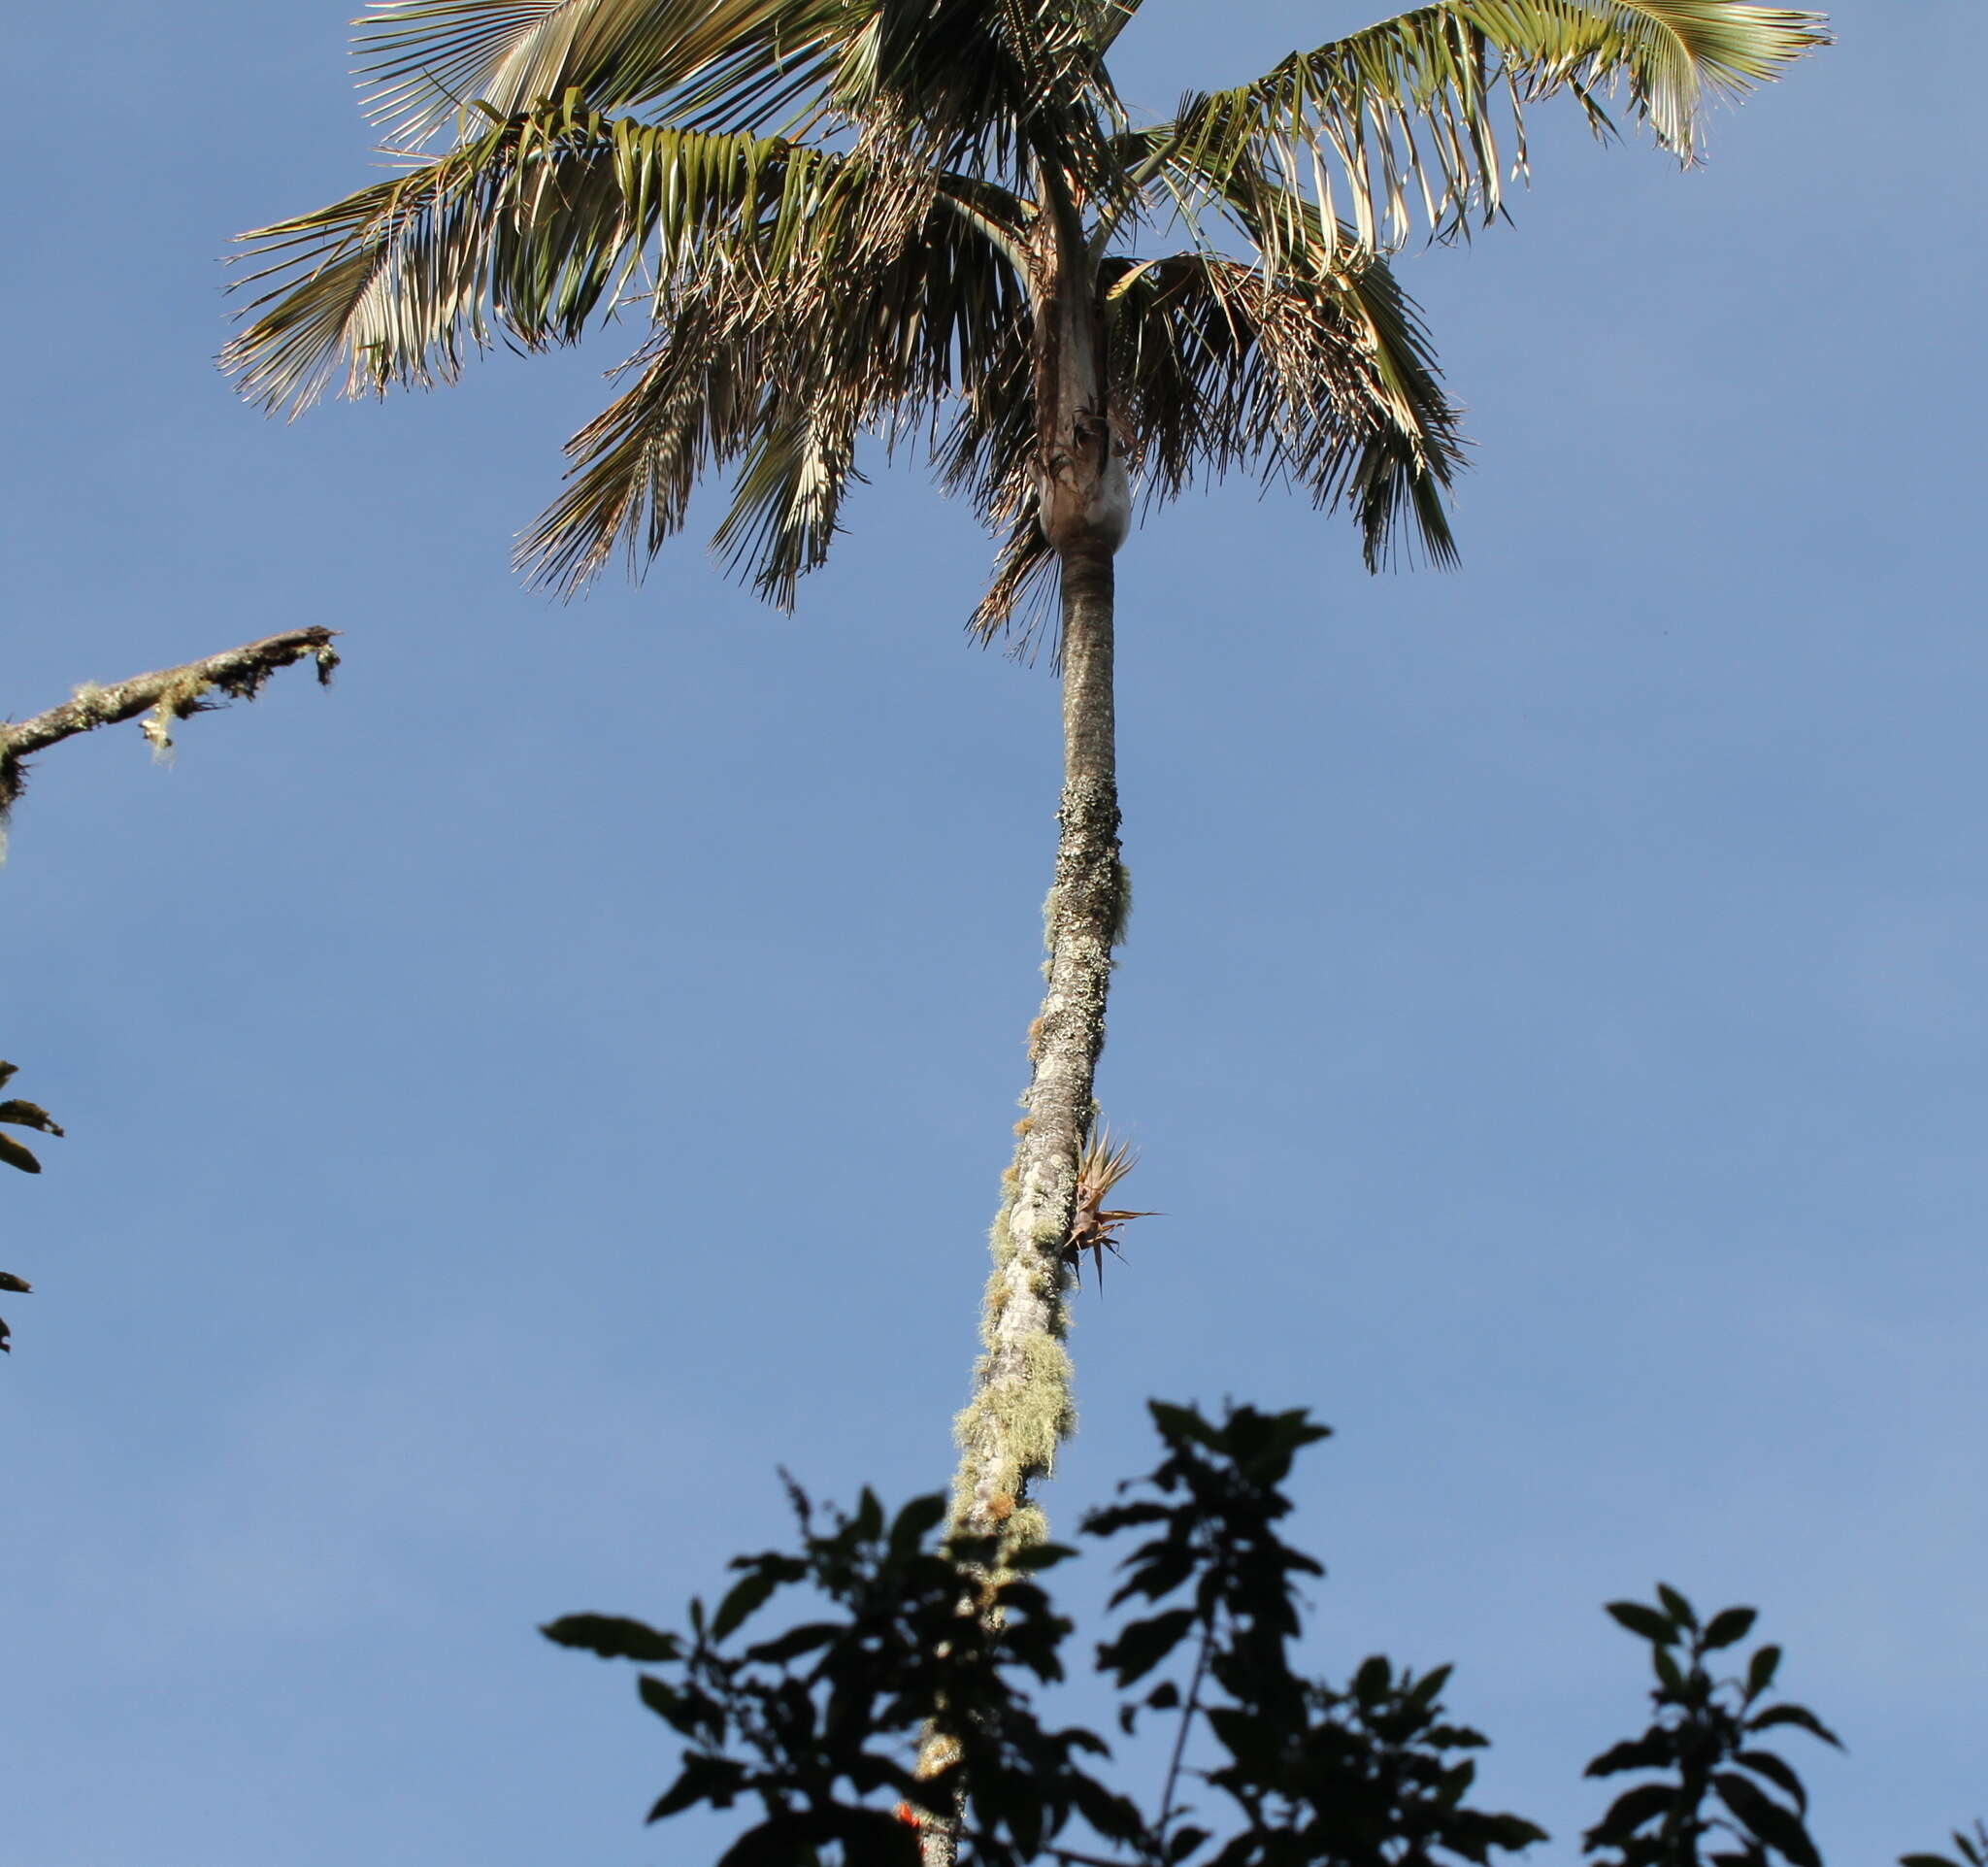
xmin=3 ymin=4 xmax=1982 ymax=1861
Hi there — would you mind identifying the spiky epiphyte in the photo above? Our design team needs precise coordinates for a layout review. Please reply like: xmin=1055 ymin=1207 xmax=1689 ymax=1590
xmin=1064 ymin=1125 xmax=1157 ymax=1291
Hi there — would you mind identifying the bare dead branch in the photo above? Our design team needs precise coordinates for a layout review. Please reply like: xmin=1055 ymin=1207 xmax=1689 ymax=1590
xmin=0 ymin=626 xmax=340 ymax=821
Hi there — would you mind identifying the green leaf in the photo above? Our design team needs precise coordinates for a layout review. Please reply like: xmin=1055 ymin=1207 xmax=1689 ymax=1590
xmin=1173 ymin=0 xmax=1828 ymax=265
xmin=1607 ymin=1600 xmax=1679 ymax=1645
xmin=539 ymin=1614 xmax=681 ymax=1662
xmin=1703 ymin=1606 xmax=1759 ymax=1650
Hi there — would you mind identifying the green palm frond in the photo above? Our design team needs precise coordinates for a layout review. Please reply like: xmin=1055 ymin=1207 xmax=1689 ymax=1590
xmin=358 ymin=0 xmax=861 ymax=143
xmin=227 ymin=105 xmax=850 ymax=413
xmin=361 ymin=0 xmax=1129 ymax=184
xmin=232 ymin=0 xmax=1821 ymax=618
xmin=1169 ymin=1 xmax=1827 ymax=255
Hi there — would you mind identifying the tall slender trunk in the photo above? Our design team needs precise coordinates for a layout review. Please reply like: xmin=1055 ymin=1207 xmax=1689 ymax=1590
xmin=949 ymin=538 xmax=1122 ymax=1545
xmin=917 ymin=183 xmax=1129 ymax=1867
xmin=918 ymin=544 xmax=1124 ymax=1867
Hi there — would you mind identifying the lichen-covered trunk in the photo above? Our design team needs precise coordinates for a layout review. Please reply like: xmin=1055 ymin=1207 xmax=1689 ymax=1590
xmin=948 ymin=536 xmax=1122 ymax=1533
xmin=948 ymin=226 xmax=1128 ymax=1549
xmin=918 ymin=542 xmax=1124 ymax=1867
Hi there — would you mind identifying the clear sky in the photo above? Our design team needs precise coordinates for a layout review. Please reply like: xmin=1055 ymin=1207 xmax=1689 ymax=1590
xmin=3 ymin=4 xmax=1981 ymax=1862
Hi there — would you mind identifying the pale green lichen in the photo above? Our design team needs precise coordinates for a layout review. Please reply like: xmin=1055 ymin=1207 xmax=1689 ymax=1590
xmin=952 ymin=1165 xmax=1077 ymax=1541
xmin=68 ymin=683 xmax=113 ymax=723
xmin=1006 ymin=1501 xmax=1049 ymax=1548
xmin=142 ymin=670 xmax=218 ymax=762
xmin=1110 ymin=859 xmax=1133 ymax=949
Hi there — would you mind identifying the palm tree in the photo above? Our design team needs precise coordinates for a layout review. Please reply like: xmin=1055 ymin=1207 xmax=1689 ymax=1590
xmin=226 ymin=0 xmax=1824 ymax=1550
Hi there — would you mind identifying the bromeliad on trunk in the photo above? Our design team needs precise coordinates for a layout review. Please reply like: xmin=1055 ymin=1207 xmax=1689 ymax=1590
xmin=1064 ymin=1127 xmax=1157 ymax=1292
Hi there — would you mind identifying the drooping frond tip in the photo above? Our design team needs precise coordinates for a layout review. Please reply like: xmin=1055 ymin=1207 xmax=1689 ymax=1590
xmin=1166 ymin=2 xmax=1830 ymax=258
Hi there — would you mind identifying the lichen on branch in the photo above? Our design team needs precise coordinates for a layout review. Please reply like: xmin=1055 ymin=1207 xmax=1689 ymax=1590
xmin=0 ymin=626 xmax=340 ymax=842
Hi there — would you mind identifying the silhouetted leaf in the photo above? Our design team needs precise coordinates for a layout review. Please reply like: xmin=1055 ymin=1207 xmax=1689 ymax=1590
xmin=1110 ymin=1538 xmax=1198 ymax=1607
xmin=1607 ymin=1601 xmax=1678 ymax=1646
xmin=1586 ymin=1781 xmax=1676 ymax=1847
xmin=1747 ymin=1704 xmax=1843 ymax=1749
xmin=1407 ymin=1664 xmax=1454 ymax=1709
xmin=1006 ymin=1538 xmax=1076 ymax=1572
xmin=1099 ymin=1608 xmax=1198 ymax=1685
xmin=636 ymin=1673 xmax=697 ymax=1733
xmin=746 ymin=1620 xmax=843 ymax=1666
xmin=646 ymin=1752 xmax=747 ymax=1820
xmin=540 ymin=1615 xmax=681 ymax=1662
xmin=1704 ymin=1607 xmax=1759 ymax=1650
xmin=1149 ymin=1401 xmax=1225 ymax=1449
xmin=1715 ymin=1770 xmax=1820 ymax=1867
xmin=1747 ymin=1644 xmax=1783 ymax=1699
xmin=1656 ymin=1584 xmax=1698 ymax=1630
xmin=1353 ymin=1655 xmax=1394 ymax=1704
xmin=1737 ymin=1749 xmax=1808 ymax=1812
xmin=889 ymin=1492 xmax=947 ymax=1557
xmin=712 ymin=1562 xmax=796 ymax=1642
xmin=1585 ymin=1732 xmax=1676 ymax=1777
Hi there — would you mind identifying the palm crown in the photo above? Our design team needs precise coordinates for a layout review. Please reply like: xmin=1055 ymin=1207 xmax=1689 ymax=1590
xmin=227 ymin=0 xmax=1825 ymax=636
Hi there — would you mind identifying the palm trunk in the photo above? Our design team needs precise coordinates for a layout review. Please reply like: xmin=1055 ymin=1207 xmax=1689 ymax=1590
xmin=917 ymin=196 xmax=1128 ymax=1867
xmin=917 ymin=544 xmax=1123 ymax=1867
xmin=949 ymin=537 xmax=1122 ymax=1544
